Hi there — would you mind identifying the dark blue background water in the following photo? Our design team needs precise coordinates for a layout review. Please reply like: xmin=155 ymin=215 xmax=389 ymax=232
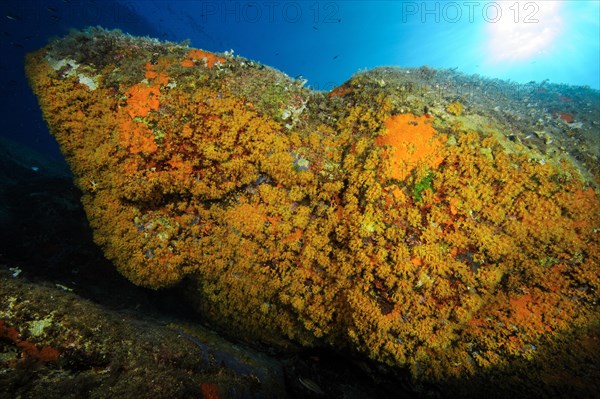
xmin=1 ymin=0 xmax=598 ymax=159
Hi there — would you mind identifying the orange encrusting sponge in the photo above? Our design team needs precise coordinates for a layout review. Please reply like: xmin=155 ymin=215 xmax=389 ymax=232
xmin=375 ymin=113 xmax=444 ymax=180
xmin=180 ymin=49 xmax=225 ymax=68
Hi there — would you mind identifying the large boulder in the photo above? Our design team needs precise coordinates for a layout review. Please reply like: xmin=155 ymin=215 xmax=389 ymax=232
xmin=26 ymin=27 xmax=599 ymax=389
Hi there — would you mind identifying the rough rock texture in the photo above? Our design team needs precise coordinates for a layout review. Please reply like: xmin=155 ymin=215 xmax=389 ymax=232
xmin=0 ymin=270 xmax=291 ymax=399
xmin=0 ymin=135 xmax=416 ymax=399
xmin=24 ymin=27 xmax=599 ymax=395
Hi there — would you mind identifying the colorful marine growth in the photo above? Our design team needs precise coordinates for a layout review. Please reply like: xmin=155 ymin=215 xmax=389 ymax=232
xmin=26 ymin=28 xmax=599 ymax=388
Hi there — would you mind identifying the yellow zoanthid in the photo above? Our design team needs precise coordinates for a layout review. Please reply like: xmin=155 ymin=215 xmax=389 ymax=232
xmin=27 ymin=28 xmax=599 ymax=387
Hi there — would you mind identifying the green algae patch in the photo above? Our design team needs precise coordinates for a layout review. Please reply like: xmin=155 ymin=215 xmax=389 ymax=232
xmin=27 ymin=315 xmax=54 ymax=338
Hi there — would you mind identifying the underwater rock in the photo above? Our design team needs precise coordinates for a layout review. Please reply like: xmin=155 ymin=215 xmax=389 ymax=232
xmin=0 ymin=132 xmax=417 ymax=399
xmin=25 ymin=27 xmax=599 ymax=394
xmin=0 ymin=269 xmax=289 ymax=399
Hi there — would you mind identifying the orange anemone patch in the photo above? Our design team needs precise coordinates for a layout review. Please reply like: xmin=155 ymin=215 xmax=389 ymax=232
xmin=119 ymin=117 xmax=158 ymax=154
xmin=180 ymin=59 xmax=195 ymax=68
xmin=181 ymin=49 xmax=225 ymax=69
xmin=328 ymin=83 xmax=353 ymax=98
xmin=125 ymin=83 xmax=160 ymax=118
xmin=144 ymin=63 xmax=170 ymax=86
xmin=375 ymin=113 xmax=445 ymax=180
xmin=559 ymin=112 xmax=574 ymax=123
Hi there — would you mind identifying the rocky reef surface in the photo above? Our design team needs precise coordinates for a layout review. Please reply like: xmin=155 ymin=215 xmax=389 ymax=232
xmin=0 ymin=136 xmax=408 ymax=399
xmin=15 ymin=27 xmax=600 ymax=398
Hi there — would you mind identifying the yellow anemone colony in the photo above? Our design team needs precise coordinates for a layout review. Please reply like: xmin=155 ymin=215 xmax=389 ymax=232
xmin=26 ymin=29 xmax=599 ymax=389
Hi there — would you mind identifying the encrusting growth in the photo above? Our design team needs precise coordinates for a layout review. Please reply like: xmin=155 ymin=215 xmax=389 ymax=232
xmin=374 ymin=113 xmax=445 ymax=180
xmin=26 ymin=28 xmax=599 ymax=388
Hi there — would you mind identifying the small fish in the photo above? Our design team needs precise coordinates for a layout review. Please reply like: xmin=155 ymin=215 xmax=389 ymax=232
xmin=333 ymin=55 xmax=338 ymax=59
xmin=50 ymin=15 xmax=61 ymax=21
xmin=6 ymin=14 xmax=20 ymax=21
xmin=55 ymin=283 xmax=73 ymax=292
xmin=298 ymin=377 xmax=325 ymax=396
xmin=9 ymin=267 xmax=22 ymax=278
xmin=312 ymin=26 xmax=318 ymax=30
xmin=47 ymin=6 xmax=58 ymax=12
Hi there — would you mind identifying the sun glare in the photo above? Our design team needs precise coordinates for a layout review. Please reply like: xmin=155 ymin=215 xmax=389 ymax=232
xmin=486 ymin=1 xmax=563 ymax=63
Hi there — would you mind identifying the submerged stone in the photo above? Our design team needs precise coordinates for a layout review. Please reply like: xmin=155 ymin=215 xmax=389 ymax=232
xmin=25 ymin=27 xmax=599 ymax=395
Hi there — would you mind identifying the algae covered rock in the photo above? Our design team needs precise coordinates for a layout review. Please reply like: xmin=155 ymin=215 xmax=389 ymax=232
xmin=0 ymin=269 xmax=289 ymax=399
xmin=26 ymin=27 xmax=599 ymax=390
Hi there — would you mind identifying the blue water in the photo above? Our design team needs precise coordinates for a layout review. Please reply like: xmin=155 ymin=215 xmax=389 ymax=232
xmin=1 ymin=0 xmax=599 ymax=158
